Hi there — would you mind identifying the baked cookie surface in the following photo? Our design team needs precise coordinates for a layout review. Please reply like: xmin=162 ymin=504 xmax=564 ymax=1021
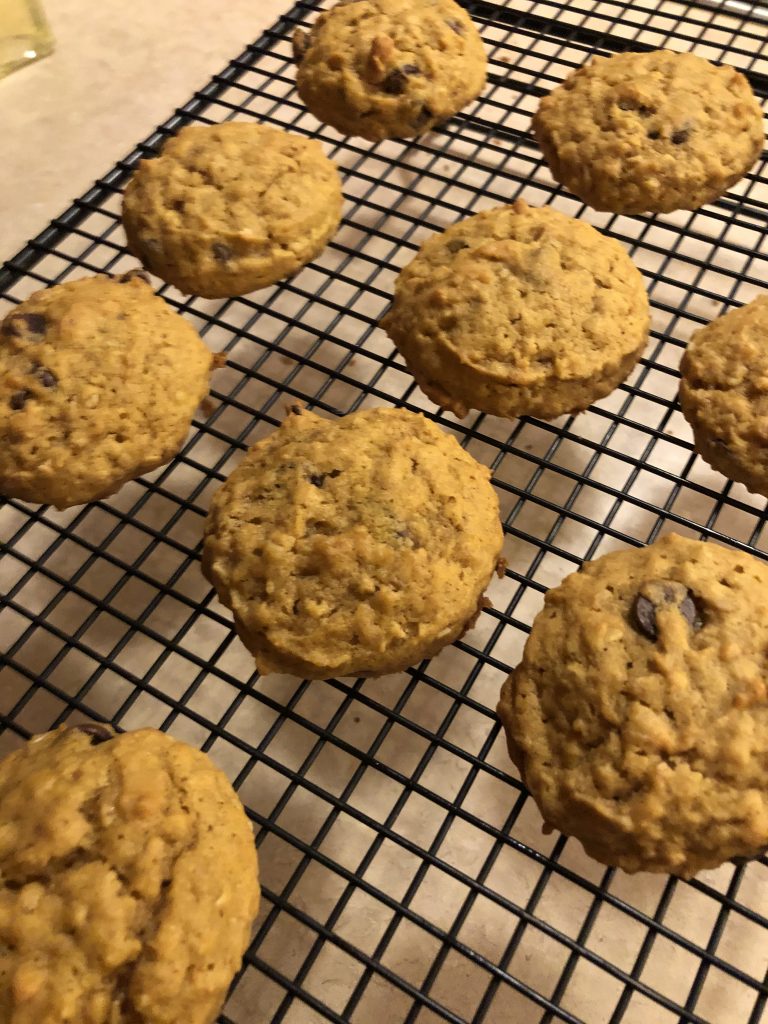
xmin=293 ymin=0 xmax=487 ymax=141
xmin=680 ymin=296 xmax=768 ymax=497
xmin=0 ymin=273 xmax=212 ymax=509
xmin=498 ymin=534 xmax=768 ymax=876
xmin=381 ymin=200 xmax=649 ymax=419
xmin=203 ymin=406 xmax=503 ymax=679
xmin=533 ymin=49 xmax=764 ymax=214
xmin=0 ymin=725 xmax=259 ymax=1024
xmin=123 ymin=122 xmax=343 ymax=297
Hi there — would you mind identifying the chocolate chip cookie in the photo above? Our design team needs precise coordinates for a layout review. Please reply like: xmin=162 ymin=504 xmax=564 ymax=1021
xmin=122 ymin=122 xmax=343 ymax=297
xmin=293 ymin=0 xmax=487 ymax=141
xmin=203 ymin=405 xmax=503 ymax=679
xmin=680 ymin=295 xmax=768 ymax=497
xmin=381 ymin=199 xmax=649 ymax=419
xmin=498 ymin=533 xmax=768 ymax=876
xmin=0 ymin=272 xmax=213 ymax=509
xmin=533 ymin=49 xmax=764 ymax=214
xmin=0 ymin=724 xmax=259 ymax=1024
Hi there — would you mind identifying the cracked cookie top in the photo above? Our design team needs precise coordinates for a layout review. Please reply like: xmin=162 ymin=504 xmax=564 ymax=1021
xmin=0 ymin=725 xmax=259 ymax=1024
xmin=0 ymin=273 xmax=213 ymax=509
xmin=122 ymin=122 xmax=343 ymax=298
xmin=381 ymin=199 xmax=649 ymax=419
xmin=498 ymin=533 xmax=768 ymax=876
xmin=533 ymin=49 xmax=764 ymax=214
xmin=202 ymin=406 xmax=503 ymax=679
xmin=293 ymin=0 xmax=487 ymax=140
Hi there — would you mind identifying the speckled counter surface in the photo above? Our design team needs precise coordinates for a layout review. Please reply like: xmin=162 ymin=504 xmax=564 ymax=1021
xmin=0 ymin=0 xmax=292 ymax=260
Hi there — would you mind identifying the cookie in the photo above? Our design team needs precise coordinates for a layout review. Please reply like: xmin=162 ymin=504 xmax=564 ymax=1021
xmin=0 ymin=272 xmax=213 ymax=509
xmin=381 ymin=199 xmax=649 ymax=420
xmin=680 ymin=295 xmax=768 ymax=497
xmin=203 ymin=406 xmax=503 ymax=679
xmin=533 ymin=49 xmax=764 ymax=214
xmin=498 ymin=533 xmax=768 ymax=876
xmin=293 ymin=0 xmax=487 ymax=141
xmin=122 ymin=122 xmax=343 ymax=297
xmin=0 ymin=724 xmax=259 ymax=1024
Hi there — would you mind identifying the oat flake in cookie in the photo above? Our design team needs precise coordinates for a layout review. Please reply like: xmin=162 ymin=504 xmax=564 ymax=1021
xmin=498 ymin=534 xmax=768 ymax=876
xmin=0 ymin=725 xmax=259 ymax=1024
xmin=202 ymin=406 xmax=503 ymax=679
xmin=122 ymin=122 xmax=343 ymax=297
xmin=533 ymin=49 xmax=764 ymax=214
xmin=293 ymin=0 xmax=487 ymax=141
xmin=0 ymin=273 xmax=213 ymax=509
xmin=680 ymin=295 xmax=768 ymax=499
xmin=381 ymin=200 xmax=649 ymax=420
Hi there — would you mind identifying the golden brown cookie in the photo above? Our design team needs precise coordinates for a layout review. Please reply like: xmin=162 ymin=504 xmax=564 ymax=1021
xmin=293 ymin=0 xmax=487 ymax=141
xmin=122 ymin=122 xmax=343 ymax=297
xmin=498 ymin=534 xmax=768 ymax=876
xmin=0 ymin=272 xmax=213 ymax=509
xmin=0 ymin=724 xmax=259 ymax=1024
xmin=381 ymin=200 xmax=649 ymax=419
xmin=203 ymin=406 xmax=503 ymax=678
xmin=533 ymin=49 xmax=764 ymax=214
xmin=680 ymin=295 xmax=768 ymax=497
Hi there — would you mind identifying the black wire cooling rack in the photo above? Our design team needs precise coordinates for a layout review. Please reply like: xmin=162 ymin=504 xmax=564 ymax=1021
xmin=2 ymin=0 xmax=768 ymax=1021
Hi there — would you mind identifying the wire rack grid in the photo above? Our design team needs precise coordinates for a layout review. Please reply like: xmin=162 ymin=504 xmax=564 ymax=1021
xmin=1 ymin=0 xmax=768 ymax=1021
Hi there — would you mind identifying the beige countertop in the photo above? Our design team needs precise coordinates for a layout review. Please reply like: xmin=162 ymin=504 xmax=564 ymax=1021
xmin=0 ymin=0 xmax=293 ymax=262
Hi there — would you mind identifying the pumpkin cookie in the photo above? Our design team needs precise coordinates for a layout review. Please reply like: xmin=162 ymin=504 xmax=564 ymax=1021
xmin=203 ymin=406 xmax=503 ymax=678
xmin=498 ymin=534 xmax=768 ymax=876
xmin=680 ymin=295 xmax=768 ymax=497
xmin=533 ymin=49 xmax=764 ymax=214
xmin=0 ymin=724 xmax=259 ymax=1024
xmin=122 ymin=122 xmax=343 ymax=297
xmin=0 ymin=272 xmax=213 ymax=509
xmin=381 ymin=200 xmax=649 ymax=419
xmin=293 ymin=0 xmax=487 ymax=141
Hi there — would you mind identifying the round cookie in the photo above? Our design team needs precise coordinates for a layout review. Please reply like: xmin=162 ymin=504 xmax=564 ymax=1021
xmin=680 ymin=295 xmax=768 ymax=497
xmin=293 ymin=0 xmax=487 ymax=141
xmin=533 ymin=49 xmax=764 ymax=214
xmin=381 ymin=199 xmax=649 ymax=420
xmin=122 ymin=122 xmax=343 ymax=297
xmin=498 ymin=533 xmax=768 ymax=876
xmin=0 ymin=724 xmax=259 ymax=1024
xmin=203 ymin=405 xmax=503 ymax=679
xmin=0 ymin=272 xmax=213 ymax=509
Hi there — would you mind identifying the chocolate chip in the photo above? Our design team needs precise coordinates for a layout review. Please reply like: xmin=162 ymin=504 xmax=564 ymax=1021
xmin=620 ymin=101 xmax=654 ymax=116
xmin=115 ymin=268 xmax=151 ymax=285
xmin=10 ymin=389 xmax=29 ymax=410
xmin=38 ymin=368 xmax=57 ymax=388
xmin=72 ymin=723 xmax=114 ymax=745
xmin=172 ymin=199 xmax=185 ymax=213
xmin=671 ymin=128 xmax=690 ymax=145
xmin=309 ymin=468 xmax=342 ymax=487
xmin=631 ymin=580 xmax=703 ymax=642
xmin=212 ymin=242 xmax=233 ymax=263
xmin=414 ymin=104 xmax=433 ymax=128
xmin=382 ymin=64 xmax=421 ymax=95
xmin=647 ymin=129 xmax=661 ymax=140
xmin=447 ymin=237 xmax=470 ymax=253
xmin=2 ymin=312 xmax=47 ymax=339
xmin=446 ymin=18 xmax=464 ymax=33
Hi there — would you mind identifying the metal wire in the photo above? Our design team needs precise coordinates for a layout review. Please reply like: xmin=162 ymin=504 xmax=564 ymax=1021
xmin=1 ymin=1 xmax=768 ymax=1021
